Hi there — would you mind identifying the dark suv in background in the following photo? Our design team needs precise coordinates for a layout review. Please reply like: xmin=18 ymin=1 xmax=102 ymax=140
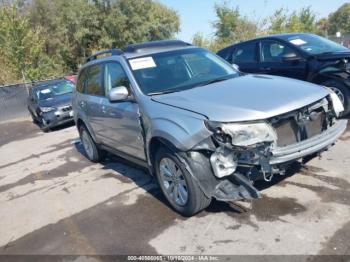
xmin=217 ymin=33 xmax=350 ymax=115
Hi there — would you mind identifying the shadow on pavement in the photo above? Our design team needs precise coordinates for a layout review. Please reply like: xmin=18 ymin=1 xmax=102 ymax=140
xmin=73 ymin=140 xmax=305 ymax=218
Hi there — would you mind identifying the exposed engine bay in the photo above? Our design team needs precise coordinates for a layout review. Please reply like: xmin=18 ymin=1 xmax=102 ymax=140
xmin=182 ymin=94 xmax=347 ymax=203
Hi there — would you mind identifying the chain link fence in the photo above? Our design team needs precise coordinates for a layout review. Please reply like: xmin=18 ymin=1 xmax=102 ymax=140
xmin=0 ymin=83 xmax=31 ymax=123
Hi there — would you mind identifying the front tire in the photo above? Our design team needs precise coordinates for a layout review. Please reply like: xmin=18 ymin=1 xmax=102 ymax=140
xmin=29 ymin=109 xmax=38 ymax=124
xmin=39 ymin=117 xmax=50 ymax=132
xmin=323 ymin=80 xmax=350 ymax=116
xmin=155 ymin=147 xmax=211 ymax=216
xmin=79 ymin=125 xmax=104 ymax=162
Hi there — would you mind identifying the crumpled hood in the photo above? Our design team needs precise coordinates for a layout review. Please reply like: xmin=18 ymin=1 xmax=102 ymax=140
xmin=315 ymin=51 xmax=350 ymax=61
xmin=152 ymin=74 xmax=329 ymax=122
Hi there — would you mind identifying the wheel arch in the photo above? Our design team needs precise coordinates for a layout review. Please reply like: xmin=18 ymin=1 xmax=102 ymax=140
xmin=147 ymin=136 xmax=178 ymax=175
xmin=76 ymin=117 xmax=98 ymax=143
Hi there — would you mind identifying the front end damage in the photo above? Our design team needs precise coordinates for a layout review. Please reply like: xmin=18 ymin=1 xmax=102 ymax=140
xmin=178 ymin=95 xmax=348 ymax=203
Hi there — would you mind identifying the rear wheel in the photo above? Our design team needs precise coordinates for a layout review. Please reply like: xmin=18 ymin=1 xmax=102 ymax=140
xmin=79 ymin=125 xmax=104 ymax=162
xmin=155 ymin=147 xmax=211 ymax=216
xmin=323 ymin=80 xmax=350 ymax=116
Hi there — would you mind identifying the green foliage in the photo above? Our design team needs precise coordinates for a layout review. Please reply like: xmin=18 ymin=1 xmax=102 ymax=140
xmin=192 ymin=3 xmax=328 ymax=53
xmin=0 ymin=0 xmax=180 ymax=85
xmin=0 ymin=3 xmax=63 ymax=84
xmin=328 ymin=3 xmax=350 ymax=35
xmin=212 ymin=2 xmax=258 ymax=47
xmin=268 ymin=7 xmax=317 ymax=34
xmin=26 ymin=0 xmax=179 ymax=70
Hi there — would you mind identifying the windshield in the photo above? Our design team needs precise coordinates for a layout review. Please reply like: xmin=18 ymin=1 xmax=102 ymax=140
xmin=287 ymin=34 xmax=348 ymax=55
xmin=36 ymin=80 xmax=75 ymax=100
xmin=128 ymin=48 xmax=239 ymax=95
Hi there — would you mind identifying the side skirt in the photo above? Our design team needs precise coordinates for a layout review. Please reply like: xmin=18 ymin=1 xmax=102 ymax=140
xmin=99 ymin=144 xmax=149 ymax=169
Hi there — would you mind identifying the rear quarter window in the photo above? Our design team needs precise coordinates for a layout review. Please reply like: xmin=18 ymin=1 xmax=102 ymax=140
xmin=217 ymin=47 xmax=233 ymax=63
xmin=85 ymin=64 xmax=104 ymax=96
xmin=76 ymin=68 xmax=87 ymax=93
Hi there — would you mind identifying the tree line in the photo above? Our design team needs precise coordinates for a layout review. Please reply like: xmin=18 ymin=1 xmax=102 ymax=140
xmin=1 ymin=0 xmax=350 ymax=85
xmin=0 ymin=0 xmax=180 ymax=85
xmin=193 ymin=2 xmax=350 ymax=52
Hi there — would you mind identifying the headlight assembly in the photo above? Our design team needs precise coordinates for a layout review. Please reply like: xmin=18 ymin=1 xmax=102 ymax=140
xmin=324 ymin=87 xmax=344 ymax=117
xmin=206 ymin=121 xmax=277 ymax=147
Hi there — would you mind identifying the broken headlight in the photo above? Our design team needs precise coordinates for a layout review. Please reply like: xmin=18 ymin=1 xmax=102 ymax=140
xmin=206 ymin=121 xmax=277 ymax=147
xmin=324 ymin=87 xmax=344 ymax=117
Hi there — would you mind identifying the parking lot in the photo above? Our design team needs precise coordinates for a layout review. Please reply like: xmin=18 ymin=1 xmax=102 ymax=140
xmin=0 ymin=117 xmax=349 ymax=256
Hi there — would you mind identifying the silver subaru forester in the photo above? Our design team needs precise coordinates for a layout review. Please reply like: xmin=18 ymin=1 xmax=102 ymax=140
xmin=73 ymin=40 xmax=347 ymax=216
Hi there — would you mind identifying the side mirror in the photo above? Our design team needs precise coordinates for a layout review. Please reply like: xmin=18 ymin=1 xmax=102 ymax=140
xmin=282 ymin=53 xmax=301 ymax=62
xmin=231 ymin=63 xmax=240 ymax=71
xmin=108 ymin=86 xmax=129 ymax=102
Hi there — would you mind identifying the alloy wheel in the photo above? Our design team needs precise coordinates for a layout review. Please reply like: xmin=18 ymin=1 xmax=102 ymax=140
xmin=159 ymin=157 xmax=189 ymax=206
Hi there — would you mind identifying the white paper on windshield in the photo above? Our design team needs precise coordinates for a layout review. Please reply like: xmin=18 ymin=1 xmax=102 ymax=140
xmin=129 ymin=57 xmax=156 ymax=70
xmin=289 ymin=39 xmax=307 ymax=46
xmin=40 ymin=89 xmax=51 ymax=94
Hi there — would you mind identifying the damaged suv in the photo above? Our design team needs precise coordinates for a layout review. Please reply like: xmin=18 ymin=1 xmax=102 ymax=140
xmin=73 ymin=40 xmax=347 ymax=216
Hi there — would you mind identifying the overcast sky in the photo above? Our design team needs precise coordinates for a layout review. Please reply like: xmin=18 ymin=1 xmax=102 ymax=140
xmin=159 ymin=0 xmax=350 ymax=41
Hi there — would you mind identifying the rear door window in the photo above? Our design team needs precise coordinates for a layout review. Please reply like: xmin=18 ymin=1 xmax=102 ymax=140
xmin=232 ymin=42 xmax=257 ymax=63
xmin=85 ymin=64 xmax=104 ymax=96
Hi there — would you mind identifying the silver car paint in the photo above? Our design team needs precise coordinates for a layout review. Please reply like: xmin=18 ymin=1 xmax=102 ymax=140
xmin=151 ymin=74 xmax=330 ymax=122
xmin=74 ymin=47 xmax=337 ymax=168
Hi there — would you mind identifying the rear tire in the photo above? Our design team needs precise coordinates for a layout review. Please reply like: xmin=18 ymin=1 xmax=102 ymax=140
xmin=155 ymin=147 xmax=211 ymax=216
xmin=323 ymin=80 xmax=350 ymax=116
xmin=79 ymin=125 xmax=104 ymax=162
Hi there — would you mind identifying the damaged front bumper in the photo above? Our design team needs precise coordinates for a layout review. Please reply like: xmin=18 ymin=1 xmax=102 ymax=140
xmin=182 ymin=119 xmax=347 ymax=203
xmin=270 ymin=119 xmax=347 ymax=164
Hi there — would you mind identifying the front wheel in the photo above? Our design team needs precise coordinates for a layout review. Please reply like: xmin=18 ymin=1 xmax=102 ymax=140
xmin=323 ymin=80 xmax=350 ymax=116
xmin=39 ymin=117 xmax=50 ymax=132
xmin=28 ymin=108 xmax=38 ymax=123
xmin=155 ymin=147 xmax=211 ymax=216
xmin=79 ymin=125 xmax=104 ymax=162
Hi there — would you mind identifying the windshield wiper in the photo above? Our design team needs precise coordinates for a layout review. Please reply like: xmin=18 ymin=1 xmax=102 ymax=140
xmin=148 ymin=89 xmax=181 ymax=96
xmin=199 ymin=75 xmax=234 ymax=87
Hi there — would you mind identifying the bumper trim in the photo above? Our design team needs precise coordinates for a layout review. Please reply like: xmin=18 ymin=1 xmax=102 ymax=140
xmin=270 ymin=120 xmax=347 ymax=164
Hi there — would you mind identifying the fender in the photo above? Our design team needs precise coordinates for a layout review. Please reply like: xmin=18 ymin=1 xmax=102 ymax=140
xmin=308 ymin=62 xmax=350 ymax=88
xmin=75 ymin=111 xmax=99 ymax=144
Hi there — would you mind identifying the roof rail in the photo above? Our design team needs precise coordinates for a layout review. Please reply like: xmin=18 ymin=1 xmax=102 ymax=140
xmin=86 ymin=49 xmax=123 ymax=63
xmin=123 ymin=40 xmax=192 ymax=53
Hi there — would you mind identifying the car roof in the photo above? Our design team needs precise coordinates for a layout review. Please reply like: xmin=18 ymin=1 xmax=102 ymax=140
xmin=222 ymin=33 xmax=316 ymax=48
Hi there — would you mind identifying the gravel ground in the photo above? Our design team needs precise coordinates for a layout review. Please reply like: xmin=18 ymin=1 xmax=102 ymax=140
xmin=0 ymin=118 xmax=349 ymax=258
